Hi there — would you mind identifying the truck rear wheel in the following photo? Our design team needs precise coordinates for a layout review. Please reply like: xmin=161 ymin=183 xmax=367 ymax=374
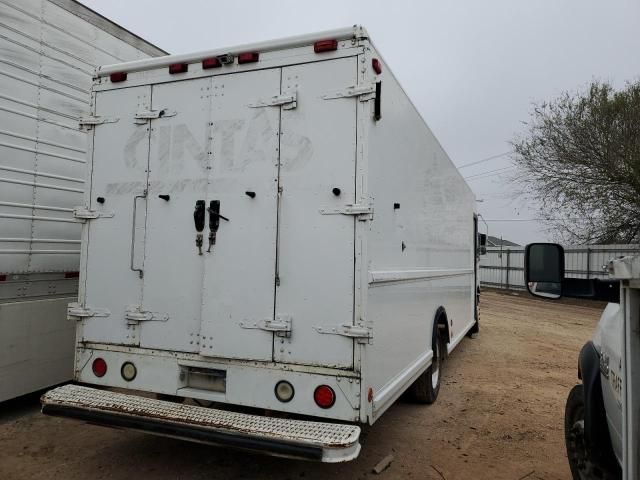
xmin=565 ymin=384 xmax=617 ymax=480
xmin=410 ymin=320 xmax=444 ymax=404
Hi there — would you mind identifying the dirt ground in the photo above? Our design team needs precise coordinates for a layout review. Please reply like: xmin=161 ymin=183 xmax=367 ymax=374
xmin=0 ymin=290 xmax=605 ymax=480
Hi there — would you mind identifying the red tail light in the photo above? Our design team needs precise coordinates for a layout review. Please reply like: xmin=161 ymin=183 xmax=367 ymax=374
xmin=314 ymin=39 xmax=338 ymax=53
xmin=313 ymin=385 xmax=336 ymax=409
xmin=372 ymin=58 xmax=382 ymax=75
xmin=238 ymin=52 xmax=259 ymax=64
xmin=110 ymin=72 xmax=127 ymax=83
xmin=92 ymin=358 xmax=107 ymax=378
xmin=202 ymin=57 xmax=221 ymax=69
xmin=64 ymin=271 xmax=80 ymax=278
xmin=169 ymin=62 xmax=188 ymax=74
xmin=0 ymin=275 xmax=6 ymax=282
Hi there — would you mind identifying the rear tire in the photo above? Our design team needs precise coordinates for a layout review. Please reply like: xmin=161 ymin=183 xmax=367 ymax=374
xmin=410 ymin=320 xmax=444 ymax=404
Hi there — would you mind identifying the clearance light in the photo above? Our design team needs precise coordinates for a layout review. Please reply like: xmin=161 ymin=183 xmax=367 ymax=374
xmin=169 ymin=62 xmax=188 ymax=74
xmin=202 ymin=57 xmax=221 ymax=69
xmin=121 ymin=362 xmax=137 ymax=381
xmin=92 ymin=358 xmax=107 ymax=378
xmin=110 ymin=72 xmax=127 ymax=83
xmin=274 ymin=380 xmax=295 ymax=403
xmin=237 ymin=52 xmax=259 ymax=64
xmin=372 ymin=58 xmax=382 ymax=75
xmin=313 ymin=385 xmax=336 ymax=409
xmin=314 ymin=39 xmax=338 ymax=53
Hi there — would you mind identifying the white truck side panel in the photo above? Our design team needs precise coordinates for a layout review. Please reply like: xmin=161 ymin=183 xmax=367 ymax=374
xmin=0 ymin=297 xmax=74 ymax=402
xmin=0 ymin=0 xmax=165 ymax=276
xmin=0 ymin=0 xmax=165 ymax=402
xmin=362 ymin=46 xmax=476 ymax=419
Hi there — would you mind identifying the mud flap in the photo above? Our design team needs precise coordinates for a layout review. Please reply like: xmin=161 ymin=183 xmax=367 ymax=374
xmin=41 ymin=384 xmax=361 ymax=462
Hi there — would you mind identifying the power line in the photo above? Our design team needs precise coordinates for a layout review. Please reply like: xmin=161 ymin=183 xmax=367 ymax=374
xmin=457 ymin=151 xmax=512 ymax=169
xmin=464 ymin=166 xmax=515 ymax=180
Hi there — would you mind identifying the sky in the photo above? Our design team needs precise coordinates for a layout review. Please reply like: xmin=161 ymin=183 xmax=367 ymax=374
xmin=81 ymin=0 xmax=640 ymax=244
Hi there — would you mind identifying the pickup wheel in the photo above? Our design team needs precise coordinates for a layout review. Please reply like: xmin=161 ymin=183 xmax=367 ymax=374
xmin=565 ymin=384 xmax=617 ymax=480
xmin=410 ymin=320 xmax=444 ymax=404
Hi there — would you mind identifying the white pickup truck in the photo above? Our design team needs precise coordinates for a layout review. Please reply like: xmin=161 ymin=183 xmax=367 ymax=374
xmin=41 ymin=26 xmax=481 ymax=462
xmin=525 ymin=244 xmax=640 ymax=479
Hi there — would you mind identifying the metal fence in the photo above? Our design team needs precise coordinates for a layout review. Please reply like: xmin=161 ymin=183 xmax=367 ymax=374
xmin=480 ymin=244 xmax=640 ymax=290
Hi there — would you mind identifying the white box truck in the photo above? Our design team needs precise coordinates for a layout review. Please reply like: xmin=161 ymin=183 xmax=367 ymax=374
xmin=0 ymin=0 xmax=166 ymax=402
xmin=42 ymin=26 xmax=480 ymax=462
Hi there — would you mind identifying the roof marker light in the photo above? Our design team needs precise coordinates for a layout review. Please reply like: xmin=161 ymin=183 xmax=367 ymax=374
xmin=238 ymin=52 xmax=259 ymax=64
xmin=110 ymin=72 xmax=127 ymax=83
xmin=372 ymin=58 xmax=382 ymax=75
xmin=202 ymin=57 xmax=221 ymax=69
xmin=314 ymin=39 xmax=338 ymax=53
xmin=169 ymin=62 xmax=188 ymax=74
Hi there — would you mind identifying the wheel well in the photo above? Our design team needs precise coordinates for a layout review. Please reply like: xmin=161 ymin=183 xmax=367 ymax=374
xmin=434 ymin=306 xmax=450 ymax=346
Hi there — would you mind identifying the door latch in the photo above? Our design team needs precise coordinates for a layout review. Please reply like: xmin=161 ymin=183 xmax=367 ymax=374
xmin=194 ymin=200 xmax=206 ymax=255
xmin=207 ymin=200 xmax=229 ymax=253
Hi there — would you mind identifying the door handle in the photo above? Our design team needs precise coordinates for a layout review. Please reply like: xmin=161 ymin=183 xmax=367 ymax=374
xmin=207 ymin=200 xmax=229 ymax=253
xmin=194 ymin=200 xmax=206 ymax=255
xmin=130 ymin=191 xmax=147 ymax=278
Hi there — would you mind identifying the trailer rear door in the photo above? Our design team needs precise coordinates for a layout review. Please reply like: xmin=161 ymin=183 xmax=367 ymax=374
xmin=274 ymin=57 xmax=358 ymax=369
xmin=84 ymin=57 xmax=359 ymax=368
xmin=197 ymin=69 xmax=281 ymax=361
xmin=80 ymin=86 xmax=151 ymax=345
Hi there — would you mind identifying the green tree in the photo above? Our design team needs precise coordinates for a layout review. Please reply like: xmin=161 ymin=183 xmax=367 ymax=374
xmin=512 ymin=81 xmax=640 ymax=244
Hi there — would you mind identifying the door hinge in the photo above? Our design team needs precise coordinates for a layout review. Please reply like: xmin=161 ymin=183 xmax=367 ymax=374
xmin=124 ymin=306 xmax=169 ymax=324
xmin=73 ymin=207 xmax=114 ymax=221
xmin=79 ymin=116 xmax=119 ymax=130
xmin=248 ymin=92 xmax=297 ymax=110
xmin=68 ymin=302 xmax=110 ymax=321
xmin=240 ymin=314 xmax=292 ymax=337
xmin=134 ymin=108 xmax=177 ymax=124
xmin=313 ymin=324 xmax=373 ymax=344
xmin=319 ymin=203 xmax=373 ymax=220
xmin=322 ymin=84 xmax=376 ymax=102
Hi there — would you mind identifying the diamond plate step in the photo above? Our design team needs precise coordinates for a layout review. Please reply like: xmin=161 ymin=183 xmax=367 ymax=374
xmin=42 ymin=384 xmax=361 ymax=462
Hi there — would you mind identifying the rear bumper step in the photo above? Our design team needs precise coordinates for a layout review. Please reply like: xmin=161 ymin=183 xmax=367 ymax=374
xmin=41 ymin=384 xmax=361 ymax=462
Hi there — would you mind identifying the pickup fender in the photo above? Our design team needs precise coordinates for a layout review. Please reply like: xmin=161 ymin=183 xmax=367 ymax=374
xmin=578 ymin=341 xmax=617 ymax=463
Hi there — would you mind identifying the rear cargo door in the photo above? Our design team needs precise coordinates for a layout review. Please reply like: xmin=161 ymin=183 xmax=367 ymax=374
xmin=138 ymin=77 xmax=213 ymax=352
xmin=274 ymin=57 xmax=358 ymax=369
xmin=198 ymin=69 xmax=282 ymax=360
xmin=81 ymin=86 xmax=151 ymax=345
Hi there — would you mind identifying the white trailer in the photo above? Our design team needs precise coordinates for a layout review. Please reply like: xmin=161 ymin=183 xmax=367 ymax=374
xmin=0 ymin=0 xmax=166 ymax=402
xmin=42 ymin=26 xmax=479 ymax=462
